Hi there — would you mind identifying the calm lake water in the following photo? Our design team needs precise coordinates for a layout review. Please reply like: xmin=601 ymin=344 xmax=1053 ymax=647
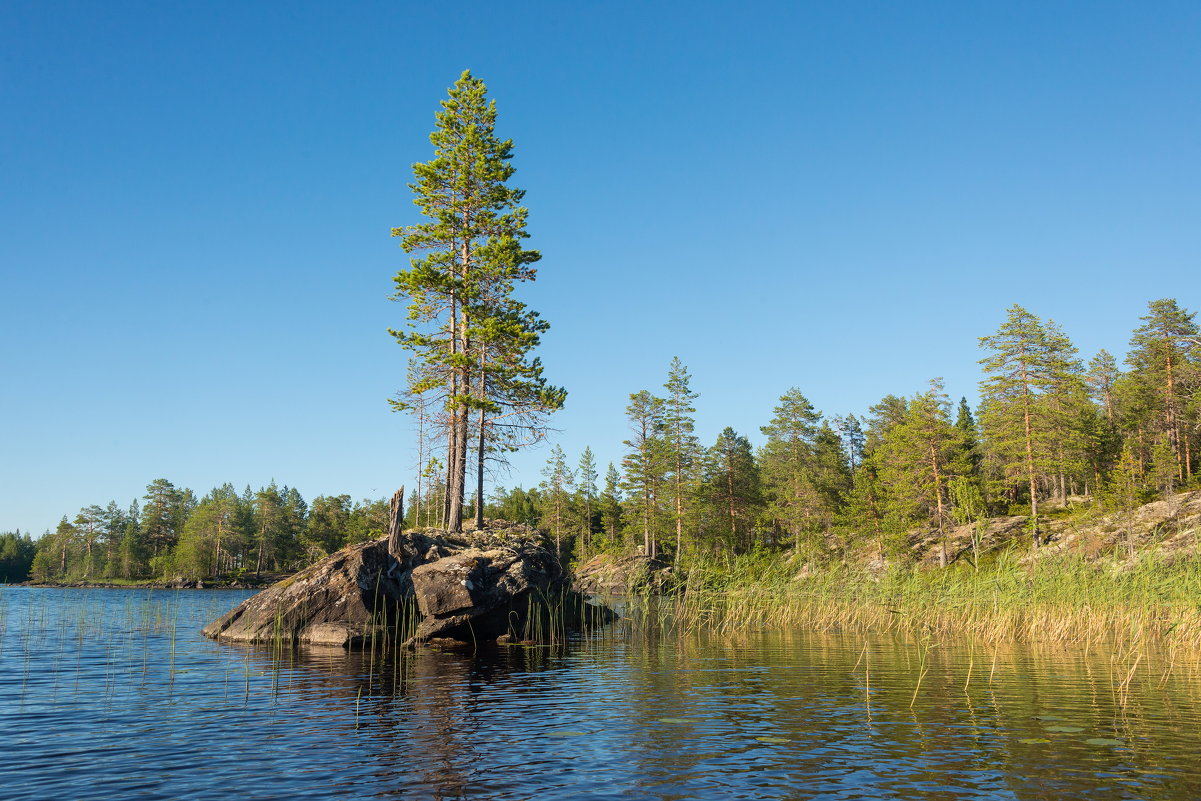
xmin=2 ymin=587 xmax=1200 ymax=800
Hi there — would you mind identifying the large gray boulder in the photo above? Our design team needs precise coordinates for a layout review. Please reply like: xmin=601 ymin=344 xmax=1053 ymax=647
xmin=202 ymin=521 xmax=606 ymax=648
xmin=408 ymin=540 xmax=562 ymax=644
xmin=200 ymin=538 xmax=411 ymax=647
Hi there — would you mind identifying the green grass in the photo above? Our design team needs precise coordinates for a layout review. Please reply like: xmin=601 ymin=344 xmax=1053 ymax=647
xmin=633 ymin=549 xmax=1201 ymax=648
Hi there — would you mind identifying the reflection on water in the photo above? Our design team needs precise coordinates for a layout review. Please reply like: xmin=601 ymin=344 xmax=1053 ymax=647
xmin=2 ymin=587 xmax=1201 ymax=799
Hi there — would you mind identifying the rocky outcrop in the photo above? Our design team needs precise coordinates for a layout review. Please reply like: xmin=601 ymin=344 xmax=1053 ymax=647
xmin=201 ymin=538 xmax=410 ymax=647
xmin=408 ymin=532 xmax=564 ymax=644
xmin=572 ymin=553 xmax=680 ymax=596
xmin=900 ymin=490 xmax=1201 ymax=569
xmin=202 ymin=520 xmax=611 ymax=648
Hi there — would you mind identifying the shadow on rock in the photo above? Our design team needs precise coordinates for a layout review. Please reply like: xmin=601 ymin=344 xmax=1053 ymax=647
xmin=202 ymin=520 xmax=615 ymax=649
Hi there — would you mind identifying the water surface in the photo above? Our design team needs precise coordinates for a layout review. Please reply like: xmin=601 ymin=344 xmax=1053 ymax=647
xmin=2 ymin=587 xmax=1199 ymax=799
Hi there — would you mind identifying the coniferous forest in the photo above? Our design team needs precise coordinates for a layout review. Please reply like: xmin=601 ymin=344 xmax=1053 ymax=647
xmin=9 ymin=74 xmax=1199 ymax=588
xmin=11 ymin=297 xmax=1198 ymax=585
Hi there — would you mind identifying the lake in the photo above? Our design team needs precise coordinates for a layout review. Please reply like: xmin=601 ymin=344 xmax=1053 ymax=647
xmin=2 ymin=587 xmax=1200 ymax=799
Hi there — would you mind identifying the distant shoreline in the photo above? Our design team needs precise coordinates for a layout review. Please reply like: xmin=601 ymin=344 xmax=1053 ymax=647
xmin=10 ymin=577 xmax=278 ymax=591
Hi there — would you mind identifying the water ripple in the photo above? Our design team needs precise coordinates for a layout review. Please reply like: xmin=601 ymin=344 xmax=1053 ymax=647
xmin=3 ymin=587 xmax=1201 ymax=799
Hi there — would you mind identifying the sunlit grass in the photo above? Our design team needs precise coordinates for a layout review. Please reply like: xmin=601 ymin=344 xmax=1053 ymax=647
xmin=618 ymin=549 xmax=1201 ymax=650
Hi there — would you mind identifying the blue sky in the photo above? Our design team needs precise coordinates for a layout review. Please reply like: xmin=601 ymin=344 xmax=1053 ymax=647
xmin=2 ymin=1 xmax=1199 ymax=535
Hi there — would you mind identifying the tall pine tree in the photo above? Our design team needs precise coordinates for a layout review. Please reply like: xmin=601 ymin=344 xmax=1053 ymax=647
xmin=391 ymin=70 xmax=561 ymax=532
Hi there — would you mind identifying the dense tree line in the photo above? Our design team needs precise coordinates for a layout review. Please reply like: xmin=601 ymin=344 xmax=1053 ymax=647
xmin=26 ymin=480 xmax=393 ymax=583
xmin=492 ymin=298 xmax=1200 ymax=566
xmin=1 ymin=531 xmax=36 ymax=582
xmin=23 ymin=298 xmax=1197 ymax=581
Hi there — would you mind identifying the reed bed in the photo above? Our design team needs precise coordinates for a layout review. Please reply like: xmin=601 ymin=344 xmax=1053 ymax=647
xmin=624 ymin=550 xmax=1201 ymax=651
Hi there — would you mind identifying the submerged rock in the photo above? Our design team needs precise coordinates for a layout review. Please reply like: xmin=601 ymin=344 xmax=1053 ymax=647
xmin=202 ymin=520 xmax=612 ymax=648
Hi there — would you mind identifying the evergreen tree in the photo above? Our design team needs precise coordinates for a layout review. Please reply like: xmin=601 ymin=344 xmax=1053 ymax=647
xmin=864 ymin=395 xmax=909 ymax=451
xmin=347 ymin=498 xmax=390 ymax=545
xmin=759 ymin=388 xmax=824 ymax=554
xmin=0 ymin=531 xmax=36 ymax=583
xmin=622 ymin=390 xmax=667 ymax=558
xmin=833 ymin=414 xmax=866 ymax=473
xmin=875 ymin=380 xmax=959 ymax=566
xmin=953 ymin=398 xmax=983 ymax=477
xmin=600 ymin=463 xmax=624 ymax=547
xmin=978 ymin=304 xmax=1058 ymax=547
xmin=1040 ymin=320 xmax=1092 ymax=503
xmin=488 ymin=486 xmax=541 ymax=527
xmin=252 ymin=482 xmax=287 ymax=575
xmin=99 ymin=501 xmax=128 ymax=576
xmin=540 ymin=445 xmax=575 ymax=555
xmin=306 ymin=494 xmax=352 ymax=558
xmin=117 ymin=499 xmax=144 ymax=579
xmin=1126 ymin=299 xmax=1200 ymax=482
xmin=175 ymin=484 xmax=242 ymax=579
xmin=1087 ymin=350 xmax=1120 ymax=425
xmin=576 ymin=447 xmax=599 ymax=550
xmin=661 ymin=357 xmax=701 ymax=556
xmin=701 ymin=427 xmax=762 ymax=554
xmin=391 ymin=70 xmax=561 ymax=532
xmin=73 ymin=505 xmax=106 ymax=579
xmin=1105 ymin=443 xmax=1146 ymax=557
xmin=141 ymin=479 xmax=184 ymax=558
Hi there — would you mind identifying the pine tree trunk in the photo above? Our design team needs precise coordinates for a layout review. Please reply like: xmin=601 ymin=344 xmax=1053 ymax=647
xmin=256 ymin=527 xmax=265 ymax=577
xmin=415 ymin=401 xmax=425 ymax=529
xmin=675 ymin=452 xmax=683 ymax=558
xmin=446 ymin=221 xmax=473 ymax=533
xmin=215 ymin=523 xmax=223 ymax=577
xmin=1020 ymin=354 xmax=1040 ymax=548
xmin=727 ymin=467 xmax=737 ymax=548
xmin=447 ymin=406 xmax=466 ymax=532
xmin=930 ymin=443 xmax=946 ymax=568
xmin=474 ymin=343 xmax=488 ymax=531
xmin=475 ymin=404 xmax=486 ymax=530
xmin=1166 ymin=345 xmax=1182 ymax=479
xmin=444 ymin=408 xmax=456 ymax=528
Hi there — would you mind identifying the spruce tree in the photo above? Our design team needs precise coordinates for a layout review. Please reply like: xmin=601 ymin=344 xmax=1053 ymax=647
xmin=577 ymin=447 xmax=599 ymax=550
xmin=600 ymin=463 xmax=624 ymax=546
xmin=540 ymin=445 xmax=575 ymax=555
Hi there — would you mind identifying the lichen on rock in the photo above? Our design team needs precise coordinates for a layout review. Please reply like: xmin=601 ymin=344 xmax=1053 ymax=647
xmin=202 ymin=521 xmax=612 ymax=649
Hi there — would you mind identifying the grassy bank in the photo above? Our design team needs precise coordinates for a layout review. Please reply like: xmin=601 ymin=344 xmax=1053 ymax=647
xmin=631 ymin=550 xmax=1201 ymax=649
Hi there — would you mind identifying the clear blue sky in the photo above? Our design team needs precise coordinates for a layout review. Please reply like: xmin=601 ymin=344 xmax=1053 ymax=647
xmin=2 ymin=1 xmax=1198 ymax=535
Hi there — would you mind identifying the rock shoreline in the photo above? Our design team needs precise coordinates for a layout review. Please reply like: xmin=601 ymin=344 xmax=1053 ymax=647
xmin=201 ymin=521 xmax=614 ymax=648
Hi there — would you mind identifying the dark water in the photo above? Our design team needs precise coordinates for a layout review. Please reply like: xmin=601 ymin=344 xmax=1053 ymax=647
xmin=2 ymin=588 xmax=1200 ymax=800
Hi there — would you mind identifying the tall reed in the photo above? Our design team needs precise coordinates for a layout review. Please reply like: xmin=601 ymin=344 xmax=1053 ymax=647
xmin=627 ymin=550 xmax=1201 ymax=650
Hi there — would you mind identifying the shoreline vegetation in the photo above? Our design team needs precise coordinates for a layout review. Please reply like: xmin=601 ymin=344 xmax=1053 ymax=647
xmin=9 ymin=488 xmax=1201 ymax=651
xmin=5 ymin=72 xmax=1200 ymax=652
xmin=6 ymin=291 xmax=1201 ymax=653
xmin=5 ymin=296 xmax=1199 ymax=652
